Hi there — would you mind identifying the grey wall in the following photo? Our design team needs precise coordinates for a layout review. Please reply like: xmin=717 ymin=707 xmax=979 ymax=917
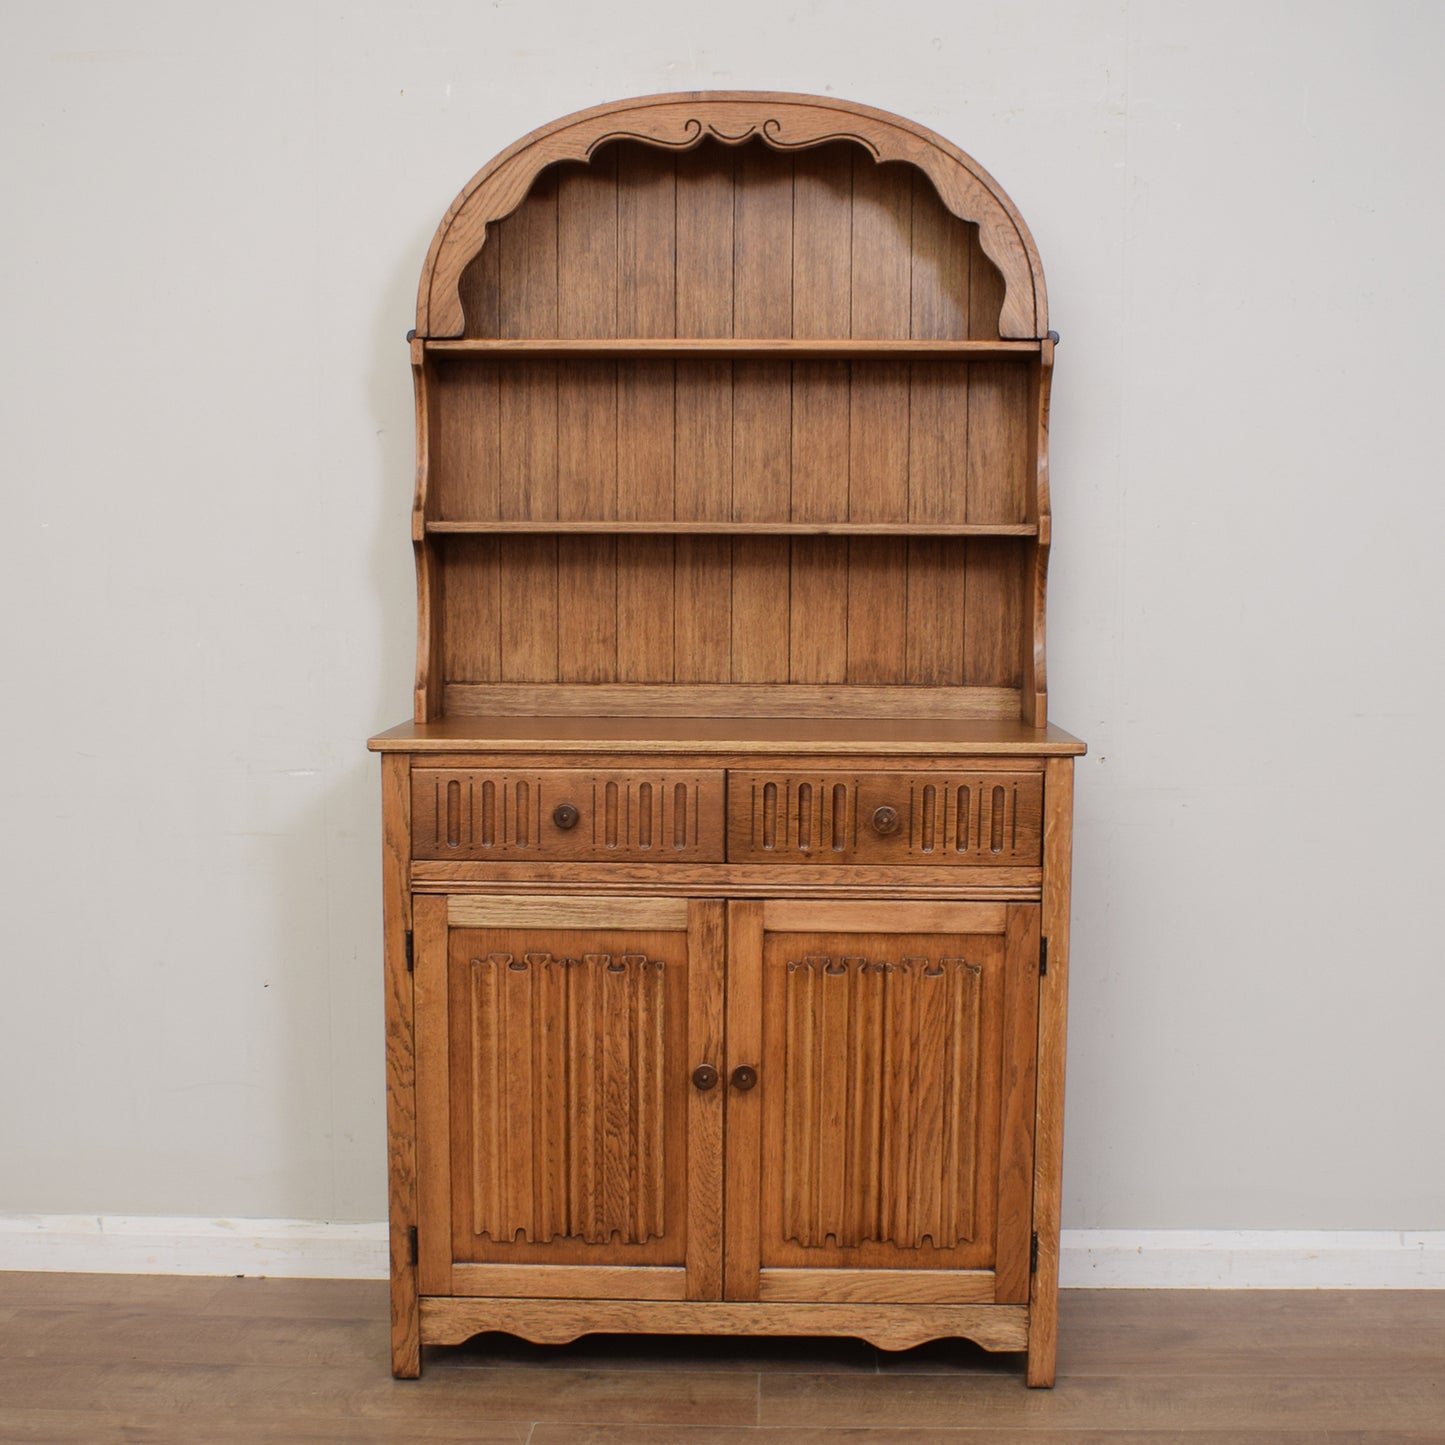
xmin=2 ymin=0 xmax=1441 ymax=1229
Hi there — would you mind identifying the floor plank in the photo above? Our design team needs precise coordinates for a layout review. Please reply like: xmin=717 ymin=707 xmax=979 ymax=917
xmin=532 ymin=1433 xmax=1444 ymax=1445
xmin=0 ymin=1411 xmax=529 ymax=1445
xmin=0 ymin=1360 xmax=757 ymax=1426
xmin=0 ymin=1274 xmax=1441 ymax=1443
xmin=534 ymin=1433 xmax=1445 ymax=1445
xmin=759 ymin=1373 xmax=1445 ymax=1432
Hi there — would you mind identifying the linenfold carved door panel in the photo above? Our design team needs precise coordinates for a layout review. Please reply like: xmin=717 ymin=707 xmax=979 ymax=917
xmin=412 ymin=895 xmax=724 ymax=1301
xmin=723 ymin=900 xmax=1039 ymax=1305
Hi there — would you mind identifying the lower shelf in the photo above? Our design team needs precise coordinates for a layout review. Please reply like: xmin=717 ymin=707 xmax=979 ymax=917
xmin=418 ymin=1295 xmax=1029 ymax=1354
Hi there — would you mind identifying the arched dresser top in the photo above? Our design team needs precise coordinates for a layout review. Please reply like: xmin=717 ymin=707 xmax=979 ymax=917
xmin=417 ymin=91 xmax=1048 ymax=340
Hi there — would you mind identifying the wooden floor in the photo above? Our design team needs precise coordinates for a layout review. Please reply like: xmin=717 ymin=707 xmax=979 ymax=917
xmin=0 ymin=1274 xmax=1442 ymax=1442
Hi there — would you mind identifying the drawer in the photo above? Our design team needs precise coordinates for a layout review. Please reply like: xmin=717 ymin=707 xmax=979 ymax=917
xmin=726 ymin=770 xmax=1043 ymax=866
xmin=412 ymin=768 xmax=725 ymax=862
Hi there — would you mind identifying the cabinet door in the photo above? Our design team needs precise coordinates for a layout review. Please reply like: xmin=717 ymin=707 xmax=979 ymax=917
xmin=413 ymin=894 xmax=724 ymax=1301
xmin=724 ymin=900 xmax=1039 ymax=1305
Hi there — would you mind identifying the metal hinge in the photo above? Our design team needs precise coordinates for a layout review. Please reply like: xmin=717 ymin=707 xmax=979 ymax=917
xmin=1030 ymin=1232 xmax=1040 ymax=1274
xmin=405 ymin=931 xmax=414 ymax=973
xmin=1039 ymin=936 xmax=1049 ymax=976
xmin=408 ymin=1225 xmax=418 ymax=1266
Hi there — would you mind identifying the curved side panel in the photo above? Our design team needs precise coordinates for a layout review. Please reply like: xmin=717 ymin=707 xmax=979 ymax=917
xmin=1023 ymin=343 xmax=1054 ymax=726
xmin=417 ymin=93 xmax=1047 ymax=340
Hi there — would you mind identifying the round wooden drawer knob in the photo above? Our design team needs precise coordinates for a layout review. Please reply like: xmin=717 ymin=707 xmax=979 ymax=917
xmin=691 ymin=1063 xmax=719 ymax=1091
xmin=552 ymin=803 xmax=580 ymax=830
xmin=730 ymin=1064 xmax=758 ymax=1092
xmin=871 ymin=804 xmax=901 ymax=836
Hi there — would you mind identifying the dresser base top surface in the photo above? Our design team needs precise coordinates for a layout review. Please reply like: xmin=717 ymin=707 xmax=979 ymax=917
xmin=368 ymin=715 xmax=1086 ymax=757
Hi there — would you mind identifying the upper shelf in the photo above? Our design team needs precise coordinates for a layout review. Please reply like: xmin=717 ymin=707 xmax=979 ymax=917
xmin=424 ymin=519 xmax=1039 ymax=537
xmin=422 ymin=338 xmax=1045 ymax=361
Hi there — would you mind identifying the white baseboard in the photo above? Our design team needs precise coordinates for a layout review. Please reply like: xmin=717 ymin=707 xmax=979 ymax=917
xmin=2 ymin=1217 xmax=1443 ymax=1287
xmin=1060 ymin=1229 xmax=1445 ymax=1288
xmin=0 ymin=1214 xmax=388 ymax=1279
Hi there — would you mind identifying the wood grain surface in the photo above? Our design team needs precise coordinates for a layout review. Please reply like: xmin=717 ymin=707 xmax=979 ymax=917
xmin=408 ymin=101 xmax=1056 ymax=727
xmin=370 ymin=716 xmax=1087 ymax=753
xmin=421 ymin=94 xmax=1048 ymax=340
xmin=4 ymin=1276 xmax=1442 ymax=1442
xmin=379 ymin=90 xmax=1083 ymax=1391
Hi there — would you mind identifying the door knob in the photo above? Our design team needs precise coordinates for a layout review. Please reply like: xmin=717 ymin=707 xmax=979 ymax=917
xmin=552 ymin=803 xmax=580 ymax=830
xmin=870 ymin=804 xmax=901 ymax=836
xmin=730 ymin=1064 xmax=758 ymax=1091
xmin=691 ymin=1063 xmax=719 ymax=1091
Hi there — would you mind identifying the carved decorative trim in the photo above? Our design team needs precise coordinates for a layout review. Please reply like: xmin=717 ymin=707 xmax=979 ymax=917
xmin=413 ymin=769 xmax=724 ymax=861
xmin=729 ymin=771 xmax=1044 ymax=865
xmin=467 ymin=949 xmax=667 ymax=1247
xmin=780 ymin=955 xmax=983 ymax=1250
xmin=583 ymin=116 xmax=882 ymax=156
xmin=417 ymin=93 xmax=1047 ymax=339
xmin=761 ymin=117 xmax=880 ymax=156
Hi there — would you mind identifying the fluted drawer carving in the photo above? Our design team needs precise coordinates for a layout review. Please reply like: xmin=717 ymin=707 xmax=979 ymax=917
xmin=467 ymin=947 xmax=667 ymax=1246
xmin=727 ymin=771 xmax=1042 ymax=865
xmin=781 ymin=954 xmax=984 ymax=1250
xmin=413 ymin=768 xmax=725 ymax=861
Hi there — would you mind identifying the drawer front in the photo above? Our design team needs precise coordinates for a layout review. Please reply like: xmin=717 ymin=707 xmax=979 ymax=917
xmin=412 ymin=769 xmax=726 ymax=862
xmin=726 ymin=771 xmax=1043 ymax=866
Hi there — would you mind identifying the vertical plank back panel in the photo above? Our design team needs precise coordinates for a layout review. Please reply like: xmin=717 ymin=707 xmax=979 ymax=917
xmin=732 ymin=361 xmax=791 ymax=522
xmin=442 ymin=537 xmax=501 ymax=682
xmin=431 ymin=133 xmax=1041 ymax=710
xmin=675 ymin=144 xmax=735 ymax=521
xmin=457 ymin=227 xmax=500 ymax=338
xmin=850 ymin=158 xmax=913 ymax=338
xmin=617 ymin=357 xmax=676 ymax=521
xmin=791 ymin=362 xmax=849 ymax=526
xmin=907 ymin=169 xmax=972 ymax=529
xmin=967 ymin=228 xmax=1006 ymax=344
xmin=789 ymin=538 xmax=849 ymax=684
xmin=676 ymin=141 xmax=735 ymax=338
xmin=431 ymin=362 xmax=499 ymax=521
xmin=497 ymin=169 xmax=560 ymax=340
xmin=675 ymin=362 xmax=732 ymax=522
xmin=733 ymin=146 xmax=795 ymax=523
xmin=905 ymin=538 xmax=966 ymax=685
xmin=497 ymin=171 xmax=560 ymax=521
xmin=558 ymin=153 xmax=618 ymax=521
xmin=792 ymin=146 xmax=853 ymax=337
xmin=732 ymin=537 xmax=791 ymax=682
xmin=616 ymin=145 xmax=677 ymax=338
xmin=616 ymin=145 xmax=678 ymax=523
xmin=557 ymin=536 xmax=618 ymax=682
xmin=792 ymin=145 xmax=853 ymax=526
xmin=849 ymin=157 xmax=911 ymax=524
xmin=557 ymin=151 xmax=619 ymax=338
xmin=617 ymin=536 xmax=676 ymax=682
xmin=909 ymin=361 xmax=967 ymax=525
xmin=966 ymin=364 xmax=1030 ymax=523
xmin=843 ymin=156 xmax=913 ymax=681
xmin=499 ymin=536 xmax=560 ymax=683
xmin=909 ymin=171 xmax=971 ymax=340
xmin=846 ymin=538 xmax=909 ymax=683
xmin=962 ymin=539 xmax=1025 ymax=688
xmin=674 ymin=537 xmax=732 ymax=682
xmin=733 ymin=145 xmax=794 ymax=335
xmin=498 ymin=364 xmax=560 ymax=521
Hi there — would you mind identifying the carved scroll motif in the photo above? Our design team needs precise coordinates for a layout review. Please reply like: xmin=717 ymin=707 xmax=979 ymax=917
xmin=584 ymin=115 xmax=882 ymax=157
xmin=468 ymin=950 xmax=667 ymax=1246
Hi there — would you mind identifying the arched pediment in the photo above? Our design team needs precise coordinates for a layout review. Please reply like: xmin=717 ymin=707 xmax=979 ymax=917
xmin=417 ymin=92 xmax=1048 ymax=339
